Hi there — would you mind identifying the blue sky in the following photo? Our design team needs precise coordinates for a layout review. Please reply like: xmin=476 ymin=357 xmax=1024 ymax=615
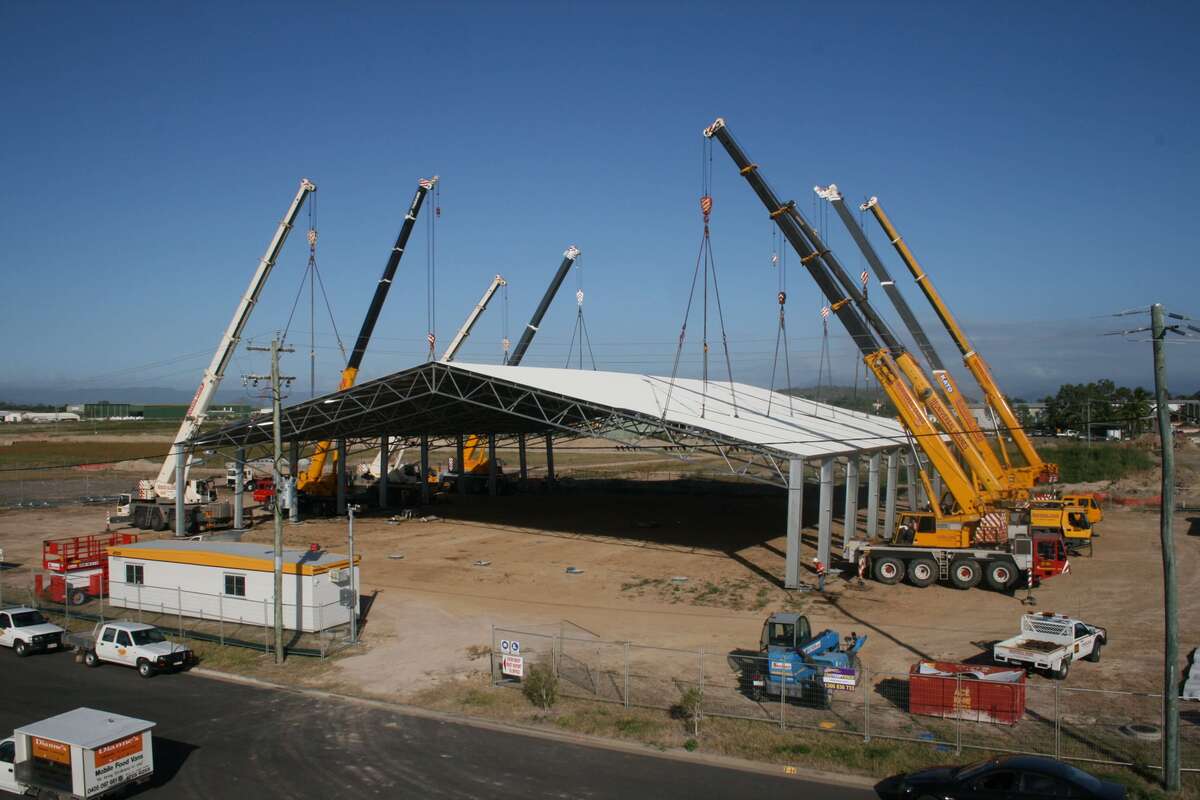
xmin=1 ymin=1 xmax=1196 ymax=406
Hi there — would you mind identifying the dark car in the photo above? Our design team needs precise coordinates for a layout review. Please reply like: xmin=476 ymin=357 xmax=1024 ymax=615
xmin=876 ymin=755 xmax=1125 ymax=799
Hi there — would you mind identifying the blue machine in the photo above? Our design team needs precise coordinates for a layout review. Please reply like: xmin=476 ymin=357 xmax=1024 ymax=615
xmin=750 ymin=612 xmax=866 ymax=702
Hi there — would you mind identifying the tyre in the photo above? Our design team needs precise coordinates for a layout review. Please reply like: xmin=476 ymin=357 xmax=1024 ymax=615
xmin=872 ymin=556 xmax=905 ymax=585
xmin=949 ymin=558 xmax=982 ymax=590
xmin=1086 ymin=643 xmax=1102 ymax=663
xmin=69 ymin=589 xmax=87 ymax=607
xmin=906 ymin=558 xmax=937 ymax=588
xmin=985 ymin=560 xmax=1016 ymax=591
xmin=1052 ymin=658 xmax=1071 ymax=680
xmin=137 ymin=660 xmax=155 ymax=679
xmin=84 ymin=650 xmax=100 ymax=667
xmin=151 ymin=509 xmax=168 ymax=532
xmin=14 ymin=640 xmax=29 ymax=658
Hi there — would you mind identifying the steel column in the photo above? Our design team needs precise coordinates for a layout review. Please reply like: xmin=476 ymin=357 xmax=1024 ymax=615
xmin=420 ymin=434 xmax=430 ymax=505
xmin=818 ymin=457 xmax=834 ymax=567
xmin=545 ymin=434 xmax=555 ymax=488
xmin=784 ymin=459 xmax=805 ymax=589
xmin=378 ymin=437 xmax=389 ymax=509
xmin=518 ymin=434 xmax=528 ymax=480
xmin=456 ymin=435 xmax=466 ymax=495
xmin=866 ymin=452 xmax=880 ymax=540
xmin=288 ymin=439 xmax=299 ymax=523
xmin=843 ymin=456 xmax=860 ymax=547
xmin=884 ymin=450 xmax=899 ymax=539
xmin=234 ymin=446 xmax=245 ymax=530
xmin=487 ymin=434 xmax=498 ymax=496
xmin=335 ymin=439 xmax=347 ymax=516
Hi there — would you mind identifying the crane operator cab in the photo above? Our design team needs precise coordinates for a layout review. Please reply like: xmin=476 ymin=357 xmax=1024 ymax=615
xmin=759 ymin=613 xmax=812 ymax=653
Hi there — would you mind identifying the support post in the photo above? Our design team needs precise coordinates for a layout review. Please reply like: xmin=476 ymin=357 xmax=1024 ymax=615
xmin=545 ymin=434 xmax=555 ymax=489
xmin=288 ymin=440 xmax=299 ymax=523
xmin=1152 ymin=303 xmax=1180 ymax=792
xmin=378 ymin=437 xmax=389 ymax=509
xmin=348 ymin=505 xmax=358 ymax=644
xmin=818 ymin=457 xmax=834 ymax=568
xmin=420 ymin=434 xmax=431 ymax=505
xmin=884 ymin=450 xmax=899 ymax=539
xmin=456 ymin=435 xmax=466 ymax=495
xmin=487 ymin=434 xmax=498 ymax=497
xmin=174 ymin=443 xmax=185 ymax=536
xmin=784 ymin=459 xmax=805 ymax=589
xmin=843 ymin=456 xmax=860 ymax=547
xmin=518 ymin=434 xmax=528 ymax=480
xmin=866 ymin=452 xmax=881 ymax=540
xmin=335 ymin=438 xmax=347 ymax=517
xmin=234 ymin=446 xmax=246 ymax=530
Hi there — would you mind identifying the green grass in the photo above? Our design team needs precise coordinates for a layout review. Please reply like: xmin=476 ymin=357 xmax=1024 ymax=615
xmin=1041 ymin=444 xmax=1155 ymax=483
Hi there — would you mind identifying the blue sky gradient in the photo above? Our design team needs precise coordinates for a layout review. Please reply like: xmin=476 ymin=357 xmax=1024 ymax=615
xmin=2 ymin=1 xmax=1196 ymax=406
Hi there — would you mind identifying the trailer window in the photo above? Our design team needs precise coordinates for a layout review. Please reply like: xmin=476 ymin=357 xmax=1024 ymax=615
xmin=0 ymin=739 xmax=12 ymax=763
xmin=224 ymin=574 xmax=246 ymax=597
xmin=125 ymin=564 xmax=144 ymax=585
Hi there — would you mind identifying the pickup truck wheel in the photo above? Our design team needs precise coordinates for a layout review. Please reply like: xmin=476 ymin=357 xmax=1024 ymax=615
xmin=84 ymin=650 xmax=100 ymax=667
xmin=137 ymin=660 xmax=155 ymax=679
xmin=1052 ymin=658 xmax=1071 ymax=680
xmin=1086 ymin=642 xmax=1102 ymax=663
xmin=872 ymin=556 xmax=905 ymax=585
xmin=985 ymin=561 xmax=1016 ymax=591
xmin=13 ymin=640 xmax=30 ymax=658
xmin=949 ymin=559 xmax=982 ymax=590
xmin=906 ymin=558 xmax=936 ymax=587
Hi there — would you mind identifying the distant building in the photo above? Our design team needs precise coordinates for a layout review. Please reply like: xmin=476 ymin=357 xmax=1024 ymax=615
xmin=1 ymin=411 xmax=25 ymax=423
xmin=81 ymin=401 xmax=254 ymax=421
xmin=21 ymin=412 xmax=80 ymax=423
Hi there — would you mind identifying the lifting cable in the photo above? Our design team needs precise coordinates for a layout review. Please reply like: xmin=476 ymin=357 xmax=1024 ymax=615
xmin=281 ymin=193 xmax=347 ymax=395
xmin=426 ymin=179 xmax=441 ymax=359
xmin=766 ymin=227 xmax=794 ymax=417
xmin=662 ymin=136 xmax=739 ymax=420
xmin=500 ymin=279 xmax=511 ymax=364
xmin=563 ymin=255 xmax=597 ymax=370
xmin=817 ymin=303 xmax=833 ymax=402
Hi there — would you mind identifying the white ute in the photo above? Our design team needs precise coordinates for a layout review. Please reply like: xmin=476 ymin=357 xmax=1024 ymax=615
xmin=993 ymin=611 xmax=1107 ymax=680
xmin=0 ymin=607 xmax=66 ymax=658
xmin=69 ymin=621 xmax=194 ymax=678
xmin=0 ymin=708 xmax=154 ymax=798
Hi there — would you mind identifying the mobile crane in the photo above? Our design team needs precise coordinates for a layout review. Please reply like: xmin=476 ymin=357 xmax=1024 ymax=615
xmin=458 ymin=246 xmax=581 ymax=479
xmin=703 ymin=119 xmax=1067 ymax=590
xmin=116 ymin=178 xmax=316 ymax=533
xmin=295 ymin=176 xmax=438 ymax=513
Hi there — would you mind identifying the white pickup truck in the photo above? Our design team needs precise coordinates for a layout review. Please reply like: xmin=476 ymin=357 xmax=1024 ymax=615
xmin=0 ymin=708 xmax=154 ymax=798
xmin=68 ymin=621 xmax=195 ymax=678
xmin=993 ymin=611 xmax=1107 ymax=680
xmin=0 ymin=607 xmax=66 ymax=658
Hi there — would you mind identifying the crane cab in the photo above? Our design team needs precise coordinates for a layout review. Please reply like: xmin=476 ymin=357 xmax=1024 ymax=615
xmin=759 ymin=613 xmax=812 ymax=653
xmin=1062 ymin=493 xmax=1104 ymax=525
xmin=894 ymin=512 xmax=972 ymax=549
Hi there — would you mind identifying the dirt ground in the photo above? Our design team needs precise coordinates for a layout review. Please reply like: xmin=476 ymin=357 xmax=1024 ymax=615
xmin=3 ymin=468 xmax=1195 ymax=701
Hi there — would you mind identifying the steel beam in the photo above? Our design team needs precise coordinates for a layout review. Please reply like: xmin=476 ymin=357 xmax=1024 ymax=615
xmin=818 ymin=457 xmax=834 ymax=567
xmin=785 ymin=459 xmax=805 ymax=589
xmin=843 ymin=456 xmax=860 ymax=547
xmin=866 ymin=452 xmax=880 ymax=540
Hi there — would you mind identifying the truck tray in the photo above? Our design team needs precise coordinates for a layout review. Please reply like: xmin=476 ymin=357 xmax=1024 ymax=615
xmin=1005 ymin=639 xmax=1060 ymax=654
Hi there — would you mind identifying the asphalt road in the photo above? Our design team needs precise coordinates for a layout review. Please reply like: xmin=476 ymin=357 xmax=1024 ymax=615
xmin=0 ymin=649 xmax=877 ymax=799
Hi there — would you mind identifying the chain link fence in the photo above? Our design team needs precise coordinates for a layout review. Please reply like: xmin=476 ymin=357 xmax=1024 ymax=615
xmin=0 ymin=567 xmax=356 ymax=658
xmin=490 ymin=627 xmax=1199 ymax=774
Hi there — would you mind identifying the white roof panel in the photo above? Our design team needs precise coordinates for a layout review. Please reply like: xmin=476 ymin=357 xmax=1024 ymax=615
xmin=16 ymin=708 xmax=154 ymax=749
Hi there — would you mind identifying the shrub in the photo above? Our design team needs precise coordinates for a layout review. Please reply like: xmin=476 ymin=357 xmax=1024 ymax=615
xmin=678 ymin=686 xmax=703 ymax=736
xmin=683 ymin=738 xmax=699 ymax=752
xmin=522 ymin=661 xmax=559 ymax=710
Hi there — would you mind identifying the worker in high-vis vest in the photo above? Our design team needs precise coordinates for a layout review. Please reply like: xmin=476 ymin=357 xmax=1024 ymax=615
xmin=813 ymin=557 xmax=827 ymax=592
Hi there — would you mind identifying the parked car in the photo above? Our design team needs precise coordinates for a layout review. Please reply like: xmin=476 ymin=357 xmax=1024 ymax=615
xmin=68 ymin=621 xmax=195 ymax=678
xmin=0 ymin=607 xmax=66 ymax=657
xmin=876 ymin=755 xmax=1124 ymax=799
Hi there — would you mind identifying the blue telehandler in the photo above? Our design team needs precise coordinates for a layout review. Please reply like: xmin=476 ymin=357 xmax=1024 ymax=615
xmin=747 ymin=612 xmax=866 ymax=706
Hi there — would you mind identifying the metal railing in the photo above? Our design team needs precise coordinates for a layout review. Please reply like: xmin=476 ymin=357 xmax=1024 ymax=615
xmin=490 ymin=627 xmax=1199 ymax=774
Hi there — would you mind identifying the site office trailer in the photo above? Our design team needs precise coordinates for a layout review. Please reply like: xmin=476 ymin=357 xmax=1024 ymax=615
xmin=105 ymin=541 xmax=360 ymax=633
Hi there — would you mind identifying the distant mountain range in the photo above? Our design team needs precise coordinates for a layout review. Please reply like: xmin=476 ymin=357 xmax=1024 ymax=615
xmin=0 ymin=386 xmax=249 ymax=407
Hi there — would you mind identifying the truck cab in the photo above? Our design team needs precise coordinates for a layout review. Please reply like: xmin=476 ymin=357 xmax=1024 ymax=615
xmin=0 ymin=608 xmax=65 ymax=657
xmin=73 ymin=621 xmax=194 ymax=678
xmin=1062 ymin=493 xmax=1104 ymax=525
xmin=1030 ymin=502 xmax=1093 ymax=554
xmin=0 ymin=738 xmax=16 ymax=795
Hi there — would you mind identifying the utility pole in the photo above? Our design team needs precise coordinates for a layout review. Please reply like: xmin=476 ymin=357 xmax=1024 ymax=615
xmin=246 ymin=337 xmax=295 ymax=664
xmin=1151 ymin=304 xmax=1180 ymax=791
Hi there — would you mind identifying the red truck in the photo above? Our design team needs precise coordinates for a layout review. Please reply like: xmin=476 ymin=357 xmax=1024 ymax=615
xmin=36 ymin=532 xmax=138 ymax=606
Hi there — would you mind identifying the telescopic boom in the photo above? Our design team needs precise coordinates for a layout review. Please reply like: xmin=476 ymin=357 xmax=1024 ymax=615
xmin=507 ymin=246 xmax=581 ymax=366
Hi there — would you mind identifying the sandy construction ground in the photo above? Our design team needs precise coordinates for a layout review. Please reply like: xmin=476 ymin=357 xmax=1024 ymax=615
xmin=3 ymin=478 xmax=1194 ymax=701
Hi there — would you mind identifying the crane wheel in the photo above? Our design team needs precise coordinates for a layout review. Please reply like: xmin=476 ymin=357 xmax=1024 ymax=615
xmin=906 ymin=558 xmax=936 ymax=588
xmin=949 ymin=558 xmax=982 ymax=590
xmin=872 ymin=557 xmax=905 ymax=585
xmin=985 ymin=561 xmax=1016 ymax=591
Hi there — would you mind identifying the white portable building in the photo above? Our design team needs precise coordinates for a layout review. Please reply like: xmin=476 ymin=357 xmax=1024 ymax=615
xmin=106 ymin=540 xmax=360 ymax=633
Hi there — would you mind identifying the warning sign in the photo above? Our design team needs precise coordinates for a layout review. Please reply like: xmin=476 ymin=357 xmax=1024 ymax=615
xmin=32 ymin=737 xmax=70 ymax=765
xmin=501 ymin=655 xmax=524 ymax=678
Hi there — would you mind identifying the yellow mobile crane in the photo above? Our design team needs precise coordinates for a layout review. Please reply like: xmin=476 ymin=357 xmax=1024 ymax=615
xmin=295 ymin=176 xmax=438 ymax=512
xmin=704 ymin=118 xmax=1070 ymax=589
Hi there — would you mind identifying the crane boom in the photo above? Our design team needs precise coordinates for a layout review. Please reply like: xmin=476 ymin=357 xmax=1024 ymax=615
xmin=441 ymin=275 xmax=507 ymax=362
xmin=299 ymin=176 xmax=438 ymax=491
xmin=863 ymin=197 xmax=1055 ymax=483
xmin=702 ymin=118 xmax=985 ymax=517
xmin=816 ymin=184 xmax=1012 ymax=489
xmin=507 ymin=246 xmax=581 ymax=366
xmin=154 ymin=178 xmax=315 ymax=490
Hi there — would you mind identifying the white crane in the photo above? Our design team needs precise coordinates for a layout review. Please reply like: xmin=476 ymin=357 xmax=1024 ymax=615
xmin=440 ymin=274 xmax=507 ymax=362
